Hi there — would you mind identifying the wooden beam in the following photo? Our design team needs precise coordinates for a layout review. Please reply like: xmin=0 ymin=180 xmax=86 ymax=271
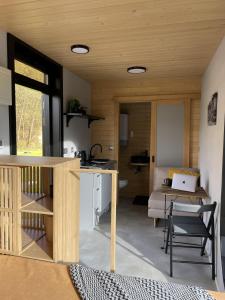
xmin=110 ymin=172 xmax=118 ymax=272
xmin=149 ymin=102 xmax=157 ymax=194
xmin=113 ymin=93 xmax=200 ymax=103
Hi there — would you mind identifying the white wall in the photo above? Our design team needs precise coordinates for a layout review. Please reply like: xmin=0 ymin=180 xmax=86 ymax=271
xmin=0 ymin=30 xmax=10 ymax=154
xmin=200 ymin=36 xmax=225 ymax=291
xmin=63 ymin=68 xmax=91 ymax=157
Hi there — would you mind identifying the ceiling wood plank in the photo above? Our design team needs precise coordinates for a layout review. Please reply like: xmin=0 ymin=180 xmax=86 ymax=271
xmin=0 ymin=0 xmax=224 ymax=81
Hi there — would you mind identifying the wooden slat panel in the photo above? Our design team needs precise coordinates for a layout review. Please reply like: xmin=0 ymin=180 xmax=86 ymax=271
xmin=0 ymin=167 xmax=20 ymax=254
xmin=190 ymin=98 xmax=200 ymax=167
xmin=22 ymin=212 xmax=44 ymax=230
xmin=22 ymin=166 xmax=43 ymax=194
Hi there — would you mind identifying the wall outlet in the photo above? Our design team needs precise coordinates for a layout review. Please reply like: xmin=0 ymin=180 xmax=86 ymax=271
xmin=109 ymin=145 xmax=114 ymax=151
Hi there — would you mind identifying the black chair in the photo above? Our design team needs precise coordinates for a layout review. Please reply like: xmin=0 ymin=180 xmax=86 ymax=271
xmin=165 ymin=201 xmax=217 ymax=279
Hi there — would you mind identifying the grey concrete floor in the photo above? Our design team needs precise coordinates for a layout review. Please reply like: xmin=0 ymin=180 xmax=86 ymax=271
xmin=80 ymin=197 xmax=216 ymax=291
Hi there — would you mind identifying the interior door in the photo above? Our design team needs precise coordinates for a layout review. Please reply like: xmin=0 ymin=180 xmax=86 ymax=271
xmin=149 ymin=100 xmax=190 ymax=191
xmin=156 ymin=101 xmax=185 ymax=167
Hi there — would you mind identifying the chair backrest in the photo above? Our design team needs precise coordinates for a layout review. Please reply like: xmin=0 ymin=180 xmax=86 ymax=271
xmin=170 ymin=201 xmax=217 ymax=230
xmin=172 ymin=202 xmax=202 ymax=213
xmin=171 ymin=201 xmax=216 ymax=214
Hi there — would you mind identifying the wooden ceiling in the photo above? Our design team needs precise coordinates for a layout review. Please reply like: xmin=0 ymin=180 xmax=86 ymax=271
xmin=0 ymin=0 xmax=225 ymax=82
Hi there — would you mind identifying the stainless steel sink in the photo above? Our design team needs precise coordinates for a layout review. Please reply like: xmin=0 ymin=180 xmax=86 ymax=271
xmin=91 ymin=159 xmax=110 ymax=164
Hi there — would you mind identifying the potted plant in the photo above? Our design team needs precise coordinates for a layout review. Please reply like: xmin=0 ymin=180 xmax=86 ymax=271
xmin=67 ymin=98 xmax=81 ymax=113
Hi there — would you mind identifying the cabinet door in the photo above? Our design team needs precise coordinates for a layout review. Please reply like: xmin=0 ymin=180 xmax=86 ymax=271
xmin=101 ymin=174 xmax=112 ymax=212
xmin=93 ymin=174 xmax=112 ymax=216
xmin=93 ymin=173 xmax=102 ymax=216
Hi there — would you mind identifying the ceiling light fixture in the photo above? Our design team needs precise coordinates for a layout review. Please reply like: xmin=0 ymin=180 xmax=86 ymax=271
xmin=127 ymin=66 xmax=147 ymax=74
xmin=71 ymin=44 xmax=90 ymax=54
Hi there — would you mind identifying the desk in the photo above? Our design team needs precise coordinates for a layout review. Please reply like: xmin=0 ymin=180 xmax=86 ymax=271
xmin=159 ymin=186 xmax=208 ymax=199
xmin=159 ymin=186 xmax=208 ymax=249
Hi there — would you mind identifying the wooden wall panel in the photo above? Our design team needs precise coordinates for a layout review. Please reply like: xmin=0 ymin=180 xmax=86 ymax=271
xmin=190 ymin=98 xmax=200 ymax=168
xmin=91 ymin=77 xmax=201 ymax=170
xmin=119 ymin=103 xmax=150 ymax=198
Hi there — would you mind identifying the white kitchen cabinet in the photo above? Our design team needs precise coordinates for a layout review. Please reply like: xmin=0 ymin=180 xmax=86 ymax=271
xmin=80 ymin=172 xmax=112 ymax=230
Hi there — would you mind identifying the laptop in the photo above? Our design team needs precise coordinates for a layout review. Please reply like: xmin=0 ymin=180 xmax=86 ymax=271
xmin=171 ymin=173 xmax=198 ymax=193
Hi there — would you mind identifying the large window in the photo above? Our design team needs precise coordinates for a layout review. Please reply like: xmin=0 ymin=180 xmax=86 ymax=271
xmin=8 ymin=34 xmax=63 ymax=156
xmin=15 ymin=84 xmax=44 ymax=156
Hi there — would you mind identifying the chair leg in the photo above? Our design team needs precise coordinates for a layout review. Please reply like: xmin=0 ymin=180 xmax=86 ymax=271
xmin=153 ymin=218 xmax=158 ymax=228
xmin=200 ymin=236 xmax=207 ymax=256
xmin=212 ymin=223 xmax=215 ymax=280
xmin=170 ymin=221 xmax=173 ymax=277
xmin=165 ymin=218 xmax=170 ymax=254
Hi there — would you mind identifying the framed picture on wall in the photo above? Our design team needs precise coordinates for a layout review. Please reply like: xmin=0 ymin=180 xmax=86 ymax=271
xmin=208 ymin=92 xmax=218 ymax=126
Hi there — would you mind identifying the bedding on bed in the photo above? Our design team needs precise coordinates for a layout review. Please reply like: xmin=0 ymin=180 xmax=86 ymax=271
xmin=70 ymin=264 xmax=215 ymax=300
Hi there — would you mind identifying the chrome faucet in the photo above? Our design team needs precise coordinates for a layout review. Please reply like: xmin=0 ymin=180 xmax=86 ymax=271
xmin=89 ymin=143 xmax=102 ymax=160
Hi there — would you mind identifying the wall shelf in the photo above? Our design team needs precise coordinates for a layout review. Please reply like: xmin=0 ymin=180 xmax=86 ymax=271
xmin=130 ymin=162 xmax=149 ymax=173
xmin=130 ymin=162 xmax=149 ymax=167
xmin=21 ymin=197 xmax=53 ymax=215
xmin=21 ymin=192 xmax=46 ymax=208
xmin=64 ymin=112 xmax=104 ymax=128
xmin=21 ymin=235 xmax=53 ymax=262
xmin=22 ymin=228 xmax=45 ymax=251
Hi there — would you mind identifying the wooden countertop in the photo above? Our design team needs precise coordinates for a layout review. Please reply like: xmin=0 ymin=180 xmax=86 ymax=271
xmin=159 ymin=186 xmax=208 ymax=199
xmin=0 ymin=155 xmax=80 ymax=168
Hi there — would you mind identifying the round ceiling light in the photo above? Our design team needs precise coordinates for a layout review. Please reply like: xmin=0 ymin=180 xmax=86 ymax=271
xmin=71 ymin=44 xmax=90 ymax=54
xmin=127 ymin=66 xmax=147 ymax=74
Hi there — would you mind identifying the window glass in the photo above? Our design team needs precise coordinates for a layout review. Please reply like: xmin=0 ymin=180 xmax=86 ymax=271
xmin=15 ymin=84 xmax=44 ymax=156
xmin=15 ymin=60 xmax=48 ymax=84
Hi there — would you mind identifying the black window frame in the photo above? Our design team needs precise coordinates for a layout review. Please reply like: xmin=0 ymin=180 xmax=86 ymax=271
xmin=7 ymin=33 xmax=63 ymax=156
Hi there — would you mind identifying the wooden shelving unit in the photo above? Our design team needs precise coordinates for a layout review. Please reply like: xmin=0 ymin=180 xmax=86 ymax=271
xmin=0 ymin=155 xmax=80 ymax=263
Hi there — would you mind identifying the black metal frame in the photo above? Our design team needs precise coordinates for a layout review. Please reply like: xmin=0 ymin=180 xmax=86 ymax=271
xmin=165 ymin=201 xmax=216 ymax=280
xmin=7 ymin=33 xmax=63 ymax=156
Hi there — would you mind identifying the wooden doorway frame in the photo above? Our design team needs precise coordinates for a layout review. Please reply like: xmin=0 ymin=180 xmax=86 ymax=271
xmin=114 ymin=94 xmax=196 ymax=194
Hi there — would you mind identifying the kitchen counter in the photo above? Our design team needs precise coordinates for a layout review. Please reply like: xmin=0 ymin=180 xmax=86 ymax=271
xmin=81 ymin=160 xmax=117 ymax=170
